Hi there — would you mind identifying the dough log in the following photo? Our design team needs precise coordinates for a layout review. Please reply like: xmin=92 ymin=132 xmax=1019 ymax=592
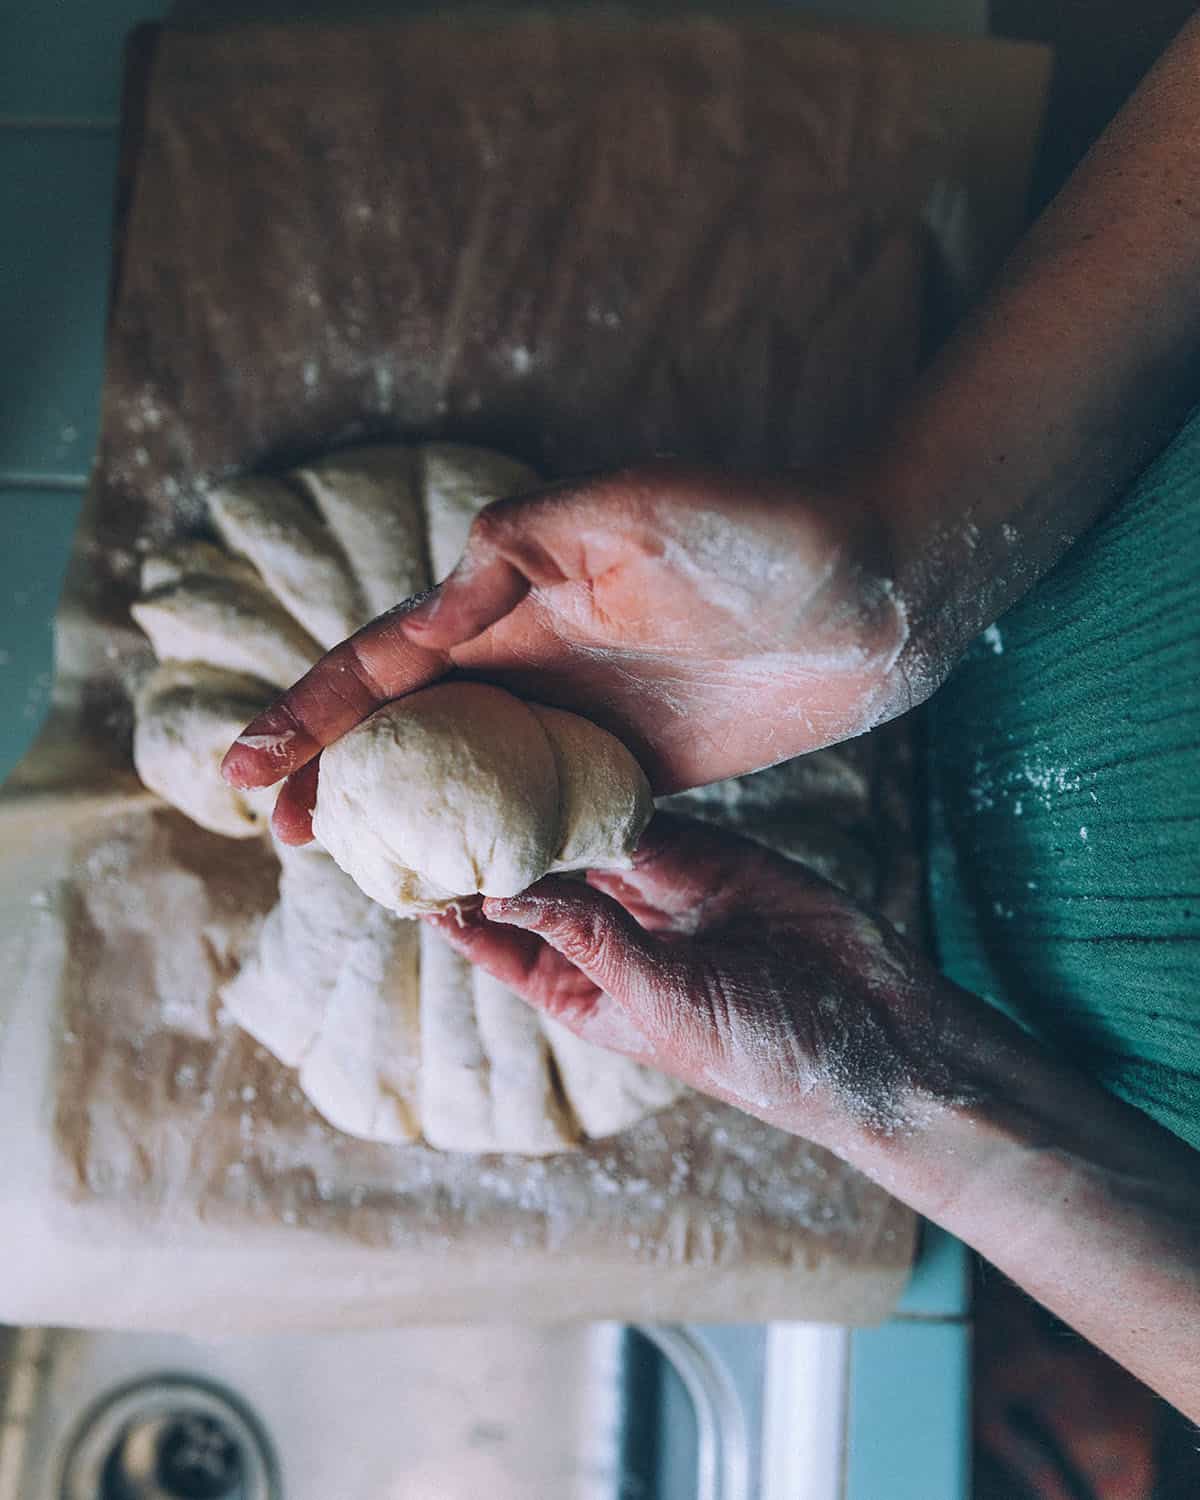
xmin=311 ymin=681 xmax=654 ymax=916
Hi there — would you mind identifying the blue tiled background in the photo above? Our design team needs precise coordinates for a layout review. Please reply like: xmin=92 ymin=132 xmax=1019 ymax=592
xmin=0 ymin=2 xmax=978 ymax=1493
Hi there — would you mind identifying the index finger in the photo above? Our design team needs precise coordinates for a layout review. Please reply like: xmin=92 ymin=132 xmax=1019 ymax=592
xmin=220 ymin=603 xmax=449 ymax=789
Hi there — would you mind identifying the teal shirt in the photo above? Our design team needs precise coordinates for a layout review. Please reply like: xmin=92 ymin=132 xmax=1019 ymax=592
xmin=929 ymin=407 xmax=1200 ymax=1151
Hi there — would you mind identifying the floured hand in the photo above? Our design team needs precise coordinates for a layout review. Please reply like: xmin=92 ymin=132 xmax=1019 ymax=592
xmin=442 ymin=809 xmax=1200 ymax=1427
xmin=423 ymin=812 xmax=965 ymax=1154
xmin=221 ymin=461 xmax=911 ymax=839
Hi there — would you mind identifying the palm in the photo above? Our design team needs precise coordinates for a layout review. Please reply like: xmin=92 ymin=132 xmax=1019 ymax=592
xmin=441 ymin=464 xmax=906 ymax=789
xmin=221 ymin=461 xmax=907 ymax=825
xmin=428 ymin=815 xmax=939 ymax=1146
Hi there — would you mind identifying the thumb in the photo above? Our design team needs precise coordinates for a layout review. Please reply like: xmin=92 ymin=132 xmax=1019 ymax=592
xmin=483 ymin=876 xmax=687 ymax=1040
xmin=486 ymin=877 xmax=807 ymax=1132
xmin=402 ymin=547 xmax=529 ymax=649
xmin=402 ymin=476 xmax=635 ymax=650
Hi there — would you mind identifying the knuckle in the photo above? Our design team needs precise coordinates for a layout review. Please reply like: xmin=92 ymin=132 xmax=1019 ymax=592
xmin=466 ymin=502 xmax=511 ymax=552
xmin=557 ymin=908 xmax=614 ymax=973
xmin=343 ymin=639 xmax=388 ymax=702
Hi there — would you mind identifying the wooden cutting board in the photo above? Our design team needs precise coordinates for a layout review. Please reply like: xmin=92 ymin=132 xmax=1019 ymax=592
xmin=0 ymin=14 xmax=1049 ymax=1332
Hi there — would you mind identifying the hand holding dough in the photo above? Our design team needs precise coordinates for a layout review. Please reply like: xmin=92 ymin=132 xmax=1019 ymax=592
xmin=312 ymin=681 xmax=653 ymax=915
xmin=129 ymin=443 xmax=685 ymax=1151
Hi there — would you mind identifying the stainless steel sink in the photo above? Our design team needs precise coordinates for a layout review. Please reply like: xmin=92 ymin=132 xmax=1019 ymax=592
xmin=0 ymin=1320 xmax=849 ymax=1500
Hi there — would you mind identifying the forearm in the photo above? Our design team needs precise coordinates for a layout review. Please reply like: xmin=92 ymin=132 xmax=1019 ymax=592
xmin=840 ymin=986 xmax=1200 ymax=1418
xmin=854 ymin=14 xmax=1200 ymax=686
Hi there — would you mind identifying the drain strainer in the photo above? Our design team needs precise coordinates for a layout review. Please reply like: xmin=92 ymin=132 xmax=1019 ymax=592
xmin=59 ymin=1376 xmax=279 ymax=1500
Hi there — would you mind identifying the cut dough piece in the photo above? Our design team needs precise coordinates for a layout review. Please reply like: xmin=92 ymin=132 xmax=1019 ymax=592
xmin=131 ymin=575 xmax=321 ymax=690
xmin=541 ymin=1015 xmax=686 ymax=1139
xmin=133 ymin=662 xmax=277 ymax=838
xmin=221 ymin=841 xmax=422 ymax=1144
xmin=417 ymin=926 xmax=575 ymax=1154
xmin=312 ymin=681 xmax=652 ymax=916
xmin=472 ymin=968 xmax=578 ymax=1154
xmin=208 ymin=475 xmax=366 ymax=648
xmin=420 ymin=442 xmax=540 ymax=581
xmin=531 ymin=704 xmax=654 ymax=874
xmin=220 ymin=842 xmax=356 ymax=1068
xmin=295 ymin=446 xmax=431 ymax=617
xmin=140 ymin=540 xmax=267 ymax=596
xmin=416 ymin=924 xmax=493 ymax=1150
xmin=299 ymin=900 xmax=421 ymax=1144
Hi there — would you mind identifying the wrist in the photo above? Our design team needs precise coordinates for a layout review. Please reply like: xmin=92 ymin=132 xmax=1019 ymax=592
xmin=834 ymin=982 xmax=1200 ymax=1415
xmin=816 ymin=977 xmax=1079 ymax=1218
xmin=762 ymin=471 xmax=925 ymax=750
xmin=832 ymin=974 xmax=1200 ymax=1239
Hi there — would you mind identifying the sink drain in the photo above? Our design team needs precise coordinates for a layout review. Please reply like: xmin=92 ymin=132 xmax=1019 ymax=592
xmin=59 ymin=1377 xmax=279 ymax=1500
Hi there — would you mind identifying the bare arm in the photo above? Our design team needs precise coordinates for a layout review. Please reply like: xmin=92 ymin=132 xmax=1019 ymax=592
xmin=857 ymin=11 xmax=1200 ymax=704
xmin=433 ymin=816 xmax=1200 ymax=1419
xmin=843 ymin=992 xmax=1200 ymax=1417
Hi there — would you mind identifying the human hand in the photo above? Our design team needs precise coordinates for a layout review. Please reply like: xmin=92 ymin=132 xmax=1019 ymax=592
xmin=220 ymin=461 xmax=911 ymax=843
xmin=423 ymin=812 xmax=962 ymax=1154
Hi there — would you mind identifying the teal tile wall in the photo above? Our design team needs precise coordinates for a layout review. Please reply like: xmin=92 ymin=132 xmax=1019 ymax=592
xmin=0 ymin=3 xmax=159 ymax=122
xmin=897 ymin=1224 xmax=972 ymax=1320
xmin=0 ymin=490 xmax=83 ymax=781
xmin=0 ymin=129 xmax=119 ymax=483
xmin=0 ymin=0 xmax=161 ymax=774
xmin=847 ymin=1321 xmax=972 ymax=1500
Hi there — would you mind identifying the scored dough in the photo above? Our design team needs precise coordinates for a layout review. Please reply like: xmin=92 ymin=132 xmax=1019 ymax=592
xmin=311 ymin=680 xmax=653 ymax=916
xmin=418 ymin=926 xmax=577 ymax=1155
xmin=133 ymin=662 xmax=278 ymax=838
xmin=294 ymin=445 xmax=429 ymax=618
xmin=422 ymin=442 xmax=540 ymax=581
xmin=540 ymin=1015 xmax=685 ymax=1140
xmin=131 ymin=574 xmax=321 ymax=691
xmin=222 ymin=840 xmax=353 ymax=1069
xmin=139 ymin=539 xmax=267 ymax=597
xmin=130 ymin=442 xmax=685 ymax=1153
xmin=208 ymin=475 xmax=365 ymax=650
xmin=298 ymin=896 xmax=422 ymax=1145
xmin=221 ymin=839 xmax=422 ymax=1144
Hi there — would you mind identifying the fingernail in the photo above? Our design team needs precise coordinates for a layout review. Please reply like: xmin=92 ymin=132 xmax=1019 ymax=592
xmin=220 ymin=712 xmax=292 ymax=784
xmin=482 ymin=895 xmax=537 ymax=925
xmin=400 ymin=584 xmax=444 ymax=633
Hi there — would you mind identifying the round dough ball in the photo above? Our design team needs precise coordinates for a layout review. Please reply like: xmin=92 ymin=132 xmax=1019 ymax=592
xmin=312 ymin=681 xmax=652 ymax=915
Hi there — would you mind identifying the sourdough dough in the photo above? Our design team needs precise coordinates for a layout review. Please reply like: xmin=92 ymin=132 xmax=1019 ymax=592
xmin=539 ymin=1014 xmax=685 ymax=1140
xmin=422 ymin=443 xmax=540 ymax=581
xmin=129 ymin=443 xmax=683 ymax=1151
xmin=139 ymin=539 xmax=267 ymax=596
xmin=221 ymin=839 xmax=423 ymax=1143
xmin=131 ymin=574 xmax=321 ymax=691
xmin=311 ymin=681 xmax=653 ymax=916
xmin=133 ymin=662 xmax=278 ymax=838
xmin=208 ymin=475 xmax=366 ymax=649
xmin=294 ymin=445 xmax=429 ymax=617
xmin=417 ymin=925 xmax=578 ymax=1155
